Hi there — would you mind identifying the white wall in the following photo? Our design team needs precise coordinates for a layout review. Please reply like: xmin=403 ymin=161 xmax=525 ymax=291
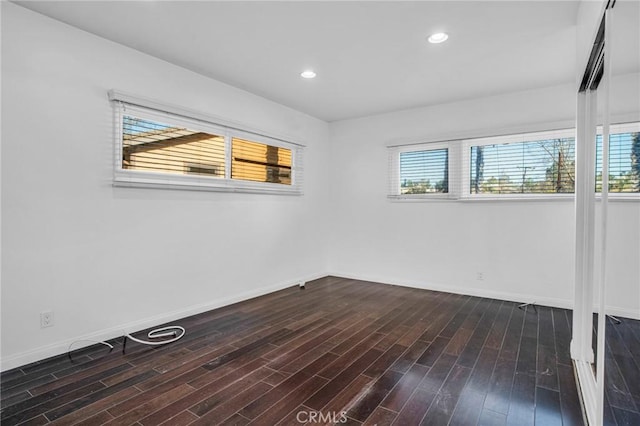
xmin=0 ymin=3 xmax=330 ymax=370
xmin=328 ymin=81 xmax=640 ymax=318
xmin=2 ymin=2 xmax=639 ymax=372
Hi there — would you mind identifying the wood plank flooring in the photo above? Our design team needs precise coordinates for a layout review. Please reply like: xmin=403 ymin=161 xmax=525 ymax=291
xmin=0 ymin=277 xmax=637 ymax=425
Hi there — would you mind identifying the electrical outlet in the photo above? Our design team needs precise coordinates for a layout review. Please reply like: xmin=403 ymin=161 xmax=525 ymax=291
xmin=40 ymin=311 xmax=54 ymax=328
xmin=476 ymin=272 xmax=485 ymax=281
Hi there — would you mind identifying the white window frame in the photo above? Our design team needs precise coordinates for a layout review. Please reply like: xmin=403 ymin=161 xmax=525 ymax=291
xmin=605 ymin=121 xmax=640 ymax=135
xmin=595 ymin=121 xmax=640 ymax=201
xmin=388 ymin=141 xmax=457 ymax=200
xmin=387 ymin=123 xmax=639 ymax=203
xmin=110 ymin=90 xmax=304 ymax=195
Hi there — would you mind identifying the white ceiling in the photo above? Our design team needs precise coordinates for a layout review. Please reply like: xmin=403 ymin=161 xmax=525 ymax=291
xmin=15 ymin=1 xmax=584 ymax=122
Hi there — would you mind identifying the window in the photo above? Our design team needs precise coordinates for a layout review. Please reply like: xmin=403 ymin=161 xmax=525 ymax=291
xmin=122 ymin=116 xmax=226 ymax=178
xmin=231 ymin=137 xmax=292 ymax=185
xmin=595 ymin=123 xmax=640 ymax=193
xmin=468 ymin=133 xmax=575 ymax=195
xmin=111 ymin=91 xmax=303 ymax=194
xmin=400 ymin=149 xmax=449 ymax=194
xmin=389 ymin=125 xmax=639 ymax=201
xmin=388 ymin=142 xmax=451 ymax=198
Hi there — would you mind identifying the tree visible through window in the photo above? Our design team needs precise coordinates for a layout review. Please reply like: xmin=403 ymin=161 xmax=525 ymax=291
xmin=390 ymin=124 xmax=639 ymax=199
xmin=399 ymin=148 xmax=449 ymax=194
xmin=470 ymin=138 xmax=575 ymax=194
xmin=596 ymin=131 xmax=640 ymax=192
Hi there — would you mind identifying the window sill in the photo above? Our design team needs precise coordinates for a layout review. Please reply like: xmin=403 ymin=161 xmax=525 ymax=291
xmin=460 ymin=194 xmax=575 ymax=202
xmin=388 ymin=194 xmax=453 ymax=202
xmin=388 ymin=193 xmax=639 ymax=202
xmin=113 ymin=172 xmax=302 ymax=195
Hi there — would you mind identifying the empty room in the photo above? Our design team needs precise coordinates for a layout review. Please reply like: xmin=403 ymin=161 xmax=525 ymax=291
xmin=1 ymin=1 xmax=639 ymax=425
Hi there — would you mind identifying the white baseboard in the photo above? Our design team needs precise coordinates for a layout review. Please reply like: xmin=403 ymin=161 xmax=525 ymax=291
xmin=3 ymin=271 xmax=636 ymax=371
xmin=603 ymin=306 xmax=640 ymax=321
xmin=0 ymin=272 xmax=327 ymax=372
xmin=329 ymin=271 xmax=573 ymax=310
xmin=328 ymin=271 xmax=640 ymax=320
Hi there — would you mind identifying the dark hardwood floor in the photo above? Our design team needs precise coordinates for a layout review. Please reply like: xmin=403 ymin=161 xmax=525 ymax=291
xmin=0 ymin=277 xmax=637 ymax=425
xmin=598 ymin=315 xmax=640 ymax=426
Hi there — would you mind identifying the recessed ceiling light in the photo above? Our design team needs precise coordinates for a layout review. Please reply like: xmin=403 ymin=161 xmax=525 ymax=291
xmin=428 ymin=32 xmax=449 ymax=44
xmin=300 ymin=70 xmax=317 ymax=79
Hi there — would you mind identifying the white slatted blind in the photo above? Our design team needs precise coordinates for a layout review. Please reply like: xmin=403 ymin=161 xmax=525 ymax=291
xmin=122 ymin=115 xmax=227 ymax=178
xmin=231 ymin=137 xmax=293 ymax=185
xmin=112 ymin=96 xmax=304 ymax=195
xmin=388 ymin=142 xmax=452 ymax=199
xmin=468 ymin=135 xmax=576 ymax=195
xmin=399 ymin=149 xmax=449 ymax=194
xmin=387 ymin=124 xmax=639 ymax=200
xmin=595 ymin=126 xmax=640 ymax=193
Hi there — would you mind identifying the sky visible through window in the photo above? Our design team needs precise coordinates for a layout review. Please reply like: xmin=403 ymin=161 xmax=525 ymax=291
xmin=400 ymin=149 xmax=448 ymax=194
xmin=398 ymin=130 xmax=639 ymax=195
xmin=123 ymin=116 xmax=172 ymax=136
xmin=596 ymin=132 xmax=639 ymax=192
xmin=470 ymin=137 xmax=575 ymax=194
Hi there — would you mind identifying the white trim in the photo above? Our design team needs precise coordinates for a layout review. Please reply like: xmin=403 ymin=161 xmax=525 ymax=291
xmin=327 ymin=272 xmax=640 ymax=320
xmin=384 ymin=118 xmax=638 ymax=151
xmin=604 ymin=121 xmax=640 ymax=134
xmin=224 ymin=133 xmax=232 ymax=180
xmin=573 ymin=89 xmax=599 ymax=366
xmin=604 ymin=306 xmax=640 ymax=320
xmin=388 ymin=141 xmax=455 ymax=199
xmin=108 ymin=90 xmax=305 ymax=147
xmin=465 ymin=128 xmax=576 ymax=148
xmin=595 ymin=11 xmax=612 ymax=422
xmin=388 ymin=194 xmax=455 ymax=202
xmin=595 ymin=193 xmax=640 ymax=202
xmin=0 ymin=272 xmax=327 ymax=372
xmin=385 ymin=120 xmax=576 ymax=149
xmin=388 ymin=193 xmax=638 ymax=203
xmin=112 ymin=97 xmax=303 ymax=195
xmin=327 ymin=271 xmax=573 ymax=310
xmin=388 ymin=120 xmax=640 ymax=203
xmin=574 ymin=359 xmax=598 ymax=426
xmin=112 ymin=177 xmax=302 ymax=195
xmin=460 ymin=193 xmax=575 ymax=202
xmin=393 ymin=141 xmax=451 ymax=153
xmin=2 ymin=272 xmax=636 ymax=372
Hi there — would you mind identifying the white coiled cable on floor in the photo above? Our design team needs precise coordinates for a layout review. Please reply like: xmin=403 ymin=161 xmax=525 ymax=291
xmin=67 ymin=326 xmax=186 ymax=360
xmin=124 ymin=325 xmax=185 ymax=346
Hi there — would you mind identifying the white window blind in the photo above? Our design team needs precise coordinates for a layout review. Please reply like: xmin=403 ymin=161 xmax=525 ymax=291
xmin=122 ymin=115 xmax=226 ymax=178
xmin=231 ymin=136 xmax=293 ymax=186
xmin=468 ymin=134 xmax=576 ymax=195
xmin=595 ymin=123 xmax=640 ymax=193
xmin=111 ymin=92 xmax=304 ymax=195
xmin=400 ymin=149 xmax=449 ymax=194
xmin=388 ymin=142 xmax=452 ymax=199
xmin=388 ymin=124 xmax=638 ymax=201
